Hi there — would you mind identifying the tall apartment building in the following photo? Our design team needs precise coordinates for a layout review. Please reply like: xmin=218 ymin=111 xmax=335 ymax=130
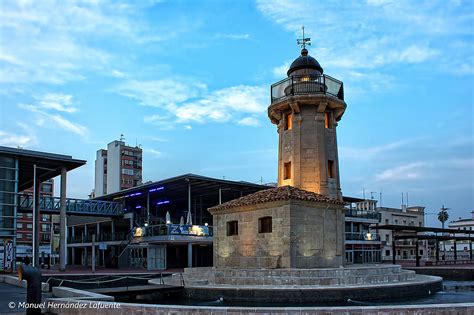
xmin=17 ymin=179 xmax=56 ymax=262
xmin=94 ymin=140 xmax=143 ymax=197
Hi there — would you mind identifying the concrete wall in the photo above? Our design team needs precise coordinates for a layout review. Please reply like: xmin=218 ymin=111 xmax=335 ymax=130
xmin=45 ymin=299 xmax=474 ymax=315
xmin=106 ymin=140 xmax=123 ymax=195
xmin=213 ymin=200 xmax=345 ymax=269
xmin=94 ymin=149 xmax=106 ymax=197
xmin=290 ymin=202 xmax=345 ymax=268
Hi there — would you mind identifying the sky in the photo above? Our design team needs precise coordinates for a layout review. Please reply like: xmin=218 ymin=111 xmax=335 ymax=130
xmin=0 ymin=0 xmax=472 ymax=227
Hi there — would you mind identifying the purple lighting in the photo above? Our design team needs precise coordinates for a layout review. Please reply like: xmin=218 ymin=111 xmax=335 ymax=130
xmin=130 ymin=192 xmax=142 ymax=197
xmin=136 ymin=205 xmax=142 ymax=209
xmin=149 ymin=186 xmax=165 ymax=193
xmin=156 ymin=200 xmax=170 ymax=206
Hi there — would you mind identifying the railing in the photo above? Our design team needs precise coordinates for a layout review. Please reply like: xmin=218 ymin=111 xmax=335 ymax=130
xmin=18 ymin=194 xmax=123 ymax=216
xmin=271 ymin=74 xmax=344 ymax=103
xmin=345 ymin=232 xmax=380 ymax=241
xmin=68 ymin=232 xmax=129 ymax=243
xmin=134 ymin=223 xmax=213 ymax=238
xmin=345 ymin=209 xmax=381 ymax=220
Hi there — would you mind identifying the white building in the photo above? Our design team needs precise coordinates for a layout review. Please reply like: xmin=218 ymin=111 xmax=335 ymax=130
xmin=94 ymin=140 xmax=143 ymax=197
xmin=377 ymin=205 xmax=428 ymax=262
xmin=445 ymin=211 xmax=474 ymax=259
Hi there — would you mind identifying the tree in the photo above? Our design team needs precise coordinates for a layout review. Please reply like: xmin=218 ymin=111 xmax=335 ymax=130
xmin=438 ymin=205 xmax=449 ymax=229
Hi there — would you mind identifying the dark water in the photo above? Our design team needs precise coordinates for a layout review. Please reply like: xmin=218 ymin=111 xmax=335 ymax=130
xmin=122 ymin=281 xmax=474 ymax=307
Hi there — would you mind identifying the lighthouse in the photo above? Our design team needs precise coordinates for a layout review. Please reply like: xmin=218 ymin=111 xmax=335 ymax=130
xmin=268 ymin=30 xmax=346 ymax=201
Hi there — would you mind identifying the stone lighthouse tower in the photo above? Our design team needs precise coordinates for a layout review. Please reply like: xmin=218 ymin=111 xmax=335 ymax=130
xmin=268 ymin=34 xmax=346 ymax=201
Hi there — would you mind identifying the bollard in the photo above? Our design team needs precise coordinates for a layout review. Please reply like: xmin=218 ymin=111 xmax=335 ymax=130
xmin=18 ymin=264 xmax=42 ymax=315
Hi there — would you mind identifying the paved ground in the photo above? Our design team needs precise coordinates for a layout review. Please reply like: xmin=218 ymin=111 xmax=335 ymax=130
xmin=0 ymin=283 xmax=27 ymax=314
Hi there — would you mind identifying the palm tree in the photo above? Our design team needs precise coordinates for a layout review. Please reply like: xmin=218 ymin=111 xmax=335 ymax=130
xmin=438 ymin=205 xmax=449 ymax=229
xmin=438 ymin=205 xmax=449 ymax=260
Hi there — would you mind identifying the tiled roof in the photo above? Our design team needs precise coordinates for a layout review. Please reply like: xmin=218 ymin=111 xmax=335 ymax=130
xmin=209 ymin=185 xmax=343 ymax=212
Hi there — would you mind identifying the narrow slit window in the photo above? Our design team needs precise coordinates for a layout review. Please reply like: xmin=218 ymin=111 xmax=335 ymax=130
xmin=284 ymin=113 xmax=292 ymax=130
xmin=328 ymin=160 xmax=335 ymax=178
xmin=226 ymin=220 xmax=238 ymax=236
xmin=258 ymin=216 xmax=272 ymax=233
xmin=325 ymin=111 xmax=333 ymax=129
xmin=284 ymin=162 xmax=291 ymax=180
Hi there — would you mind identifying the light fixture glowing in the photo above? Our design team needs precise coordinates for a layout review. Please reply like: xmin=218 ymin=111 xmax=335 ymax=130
xmin=149 ymin=187 xmax=165 ymax=193
xmin=204 ymin=222 xmax=208 ymax=226
xmin=166 ymin=220 xmax=171 ymax=224
xmin=144 ymin=222 xmax=149 ymax=227
xmin=157 ymin=200 xmax=170 ymax=205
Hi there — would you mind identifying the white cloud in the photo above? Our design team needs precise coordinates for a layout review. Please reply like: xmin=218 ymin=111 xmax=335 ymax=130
xmin=17 ymin=93 xmax=88 ymax=137
xmin=375 ymin=162 xmax=427 ymax=182
xmin=175 ymin=85 xmax=267 ymax=124
xmin=258 ymin=0 xmax=471 ymax=79
xmin=272 ymin=61 xmax=291 ymax=77
xmin=115 ymin=79 xmax=207 ymax=108
xmin=146 ymin=148 xmax=163 ymax=159
xmin=340 ymin=138 xmax=422 ymax=160
xmin=37 ymin=93 xmax=77 ymax=113
xmin=0 ymin=130 xmax=34 ymax=147
xmin=237 ymin=116 xmax=261 ymax=127
xmin=214 ymin=33 xmax=251 ymax=40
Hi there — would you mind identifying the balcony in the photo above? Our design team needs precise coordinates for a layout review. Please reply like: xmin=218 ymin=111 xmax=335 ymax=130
xmin=345 ymin=232 xmax=380 ymax=241
xmin=271 ymin=74 xmax=344 ymax=104
xmin=345 ymin=209 xmax=381 ymax=220
xmin=135 ymin=224 xmax=213 ymax=238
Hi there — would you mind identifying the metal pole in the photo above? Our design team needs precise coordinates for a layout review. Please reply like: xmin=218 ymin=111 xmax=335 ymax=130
xmin=188 ymin=181 xmax=191 ymax=214
xmin=392 ymin=233 xmax=396 ymax=265
xmin=219 ymin=188 xmax=222 ymax=205
xmin=415 ymin=239 xmax=420 ymax=267
xmin=59 ymin=167 xmax=67 ymax=271
xmin=470 ymin=240 xmax=472 ymax=261
xmin=32 ymin=164 xmax=41 ymax=268
xmin=92 ymin=234 xmax=96 ymax=273
xmin=454 ymin=240 xmax=457 ymax=263
xmin=147 ymin=192 xmax=150 ymax=225
xmin=436 ymin=241 xmax=439 ymax=265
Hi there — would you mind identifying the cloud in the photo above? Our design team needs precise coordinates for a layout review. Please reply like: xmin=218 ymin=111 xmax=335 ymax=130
xmin=175 ymin=85 xmax=267 ymax=124
xmin=37 ymin=93 xmax=77 ymax=113
xmin=272 ymin=61 xmax=291 ymax=77
xmin=0 ymin=130 xmax=34 ymax=147
xmin=0 ymin=1 xmax=175 ymax=86
xmin=375 ymin=162 xmax=428 ymax=182
xmin=138 ymin=83 xmax=267 ymax=127
xmin=237 ymin=116 xmax=261 ymax=127
xmin=340 ymin=138 xmax=422 ymax=160
xmin=258 ymin=0 xmax=471 ymax=79
xmin=17 ymin=93 xmax=88 ymax=137
xmin=146 ymin=148 xmax=163 ymax=159
xmin=115 ymin=79 xmax=207 ymax=108
xmin=213 ymin=33 xmax=251 ymax=40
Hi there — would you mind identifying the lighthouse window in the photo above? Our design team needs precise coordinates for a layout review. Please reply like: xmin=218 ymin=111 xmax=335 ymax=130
xmin=284 ymin=162 xmax=291 ymax=180
xmin=284 ymin=113 xmax=292 ymax=130
xmin=325 ymin=111 xmax=333 ymax=129
xmin=328 ymin=160 xmax=335 ymax=178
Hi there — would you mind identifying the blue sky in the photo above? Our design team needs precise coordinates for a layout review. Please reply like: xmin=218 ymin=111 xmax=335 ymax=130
xmin=0 ymin=0 xmax=472 ymax=226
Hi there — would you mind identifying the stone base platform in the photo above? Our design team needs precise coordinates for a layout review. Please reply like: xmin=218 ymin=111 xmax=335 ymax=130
xmin=182 ymin=265 xmax=443 ymax=303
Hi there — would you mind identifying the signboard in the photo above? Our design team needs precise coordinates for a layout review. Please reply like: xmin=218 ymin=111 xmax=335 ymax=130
xmin=99 ymin=243 xmax=107 ymax=250
xmin=4 ymin=239 xmax=13 ymax=273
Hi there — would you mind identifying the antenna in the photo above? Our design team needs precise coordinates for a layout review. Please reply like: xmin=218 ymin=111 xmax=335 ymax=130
xmin=379 ymin=189 xmax=382 ymax=208
xmin=370 ymin=191 xmax=377 ymax=200
xmin=297 ymin=26 xmax=311 ymax=49
xmin=406 ymin=192 xmax=409 ymax=207
xmin=120 ymin=134 xmax=125 ymax=141
xmin=401 ymin=193 xmax=404 ymax=207
xmin=363 ymin=188 xmax=366 ymax=199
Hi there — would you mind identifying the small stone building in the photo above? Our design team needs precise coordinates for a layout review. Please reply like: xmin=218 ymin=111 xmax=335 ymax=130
xmin=208 ymin=186 xmax=345 ymax=269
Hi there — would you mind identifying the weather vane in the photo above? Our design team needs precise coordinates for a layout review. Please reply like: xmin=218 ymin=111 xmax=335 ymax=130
xmin=297 ymin=26 xmax=311 ymax=49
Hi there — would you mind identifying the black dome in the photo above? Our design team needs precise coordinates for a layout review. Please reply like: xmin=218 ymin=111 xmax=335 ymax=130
xmin=287 ymin=48 xmax=323 ymax=76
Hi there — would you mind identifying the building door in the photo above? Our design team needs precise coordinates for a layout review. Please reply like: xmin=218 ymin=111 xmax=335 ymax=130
xmin=148 ymin=245 xmax=166 ymax=270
